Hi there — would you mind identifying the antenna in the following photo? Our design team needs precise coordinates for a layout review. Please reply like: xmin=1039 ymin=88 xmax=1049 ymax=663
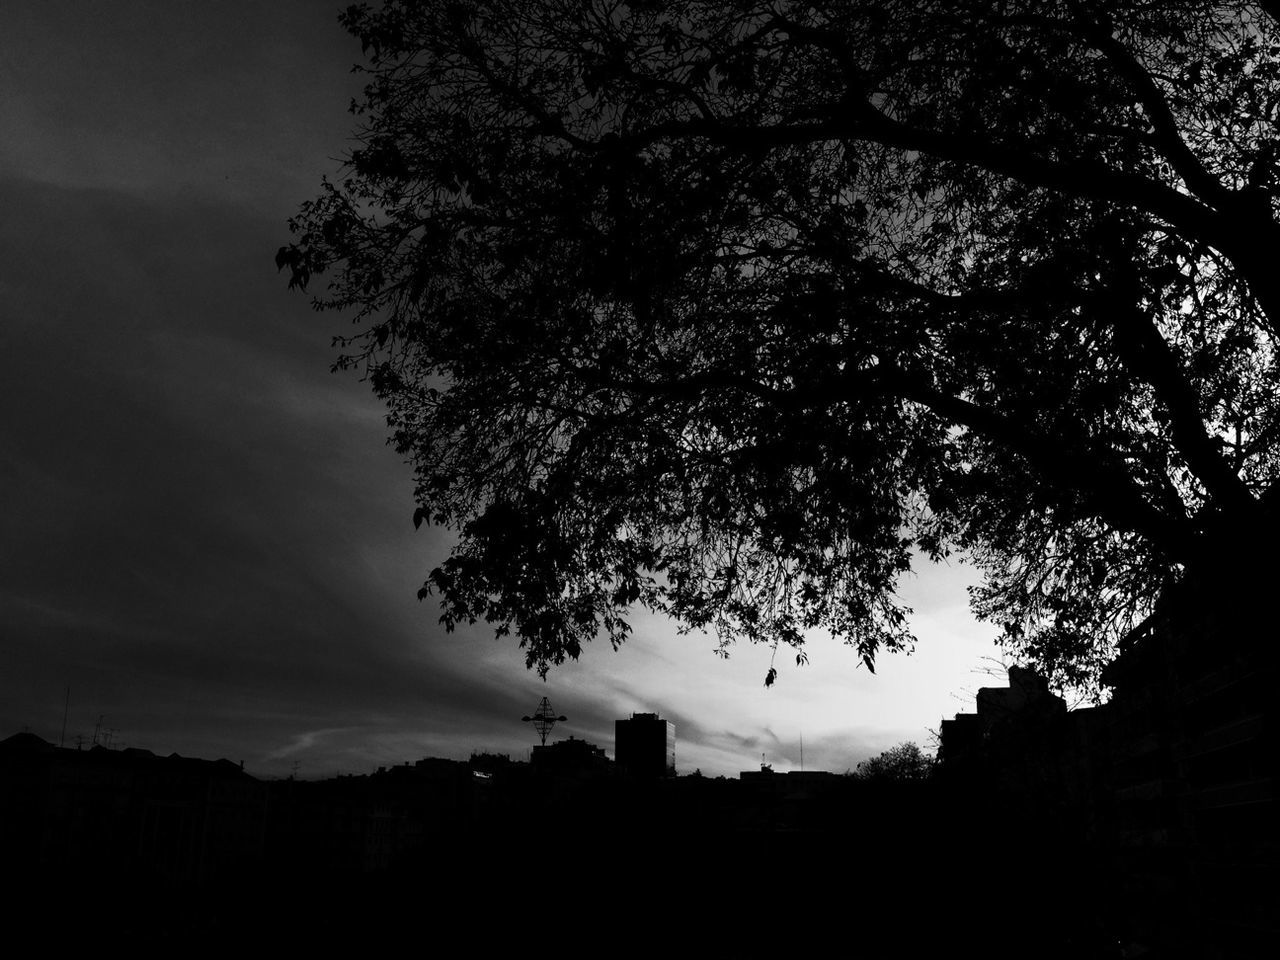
xmin=60 ymin=686 xmax=70 ymax=748
xmin=521 ymin=697 xmax=567 ymax=746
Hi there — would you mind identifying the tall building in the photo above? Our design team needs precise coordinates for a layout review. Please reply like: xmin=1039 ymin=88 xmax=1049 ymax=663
xmin=615 ymin=712 xmax=675 ymax=778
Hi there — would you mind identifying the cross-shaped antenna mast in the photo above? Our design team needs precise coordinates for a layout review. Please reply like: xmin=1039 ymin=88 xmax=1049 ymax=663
xmin=521 ymin=697 xmax=567 ymax=746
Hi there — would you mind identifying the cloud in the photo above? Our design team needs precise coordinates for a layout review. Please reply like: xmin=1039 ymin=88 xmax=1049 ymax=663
xmin=0 ymin=178 xmax=495 ymax=766
xmin=264 ymin=726 xmax=363 ymax=762
xmin=0 ymin=0 xmax=362 ymax=208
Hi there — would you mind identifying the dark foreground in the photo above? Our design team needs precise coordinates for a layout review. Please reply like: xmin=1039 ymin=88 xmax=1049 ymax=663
xmin=10 ymin=804 xmax=1220 ymax=958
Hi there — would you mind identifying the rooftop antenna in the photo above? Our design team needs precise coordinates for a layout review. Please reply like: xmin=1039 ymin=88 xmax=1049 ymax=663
xmin=522 ymin=697 xmax=567 ymax=746
xmin=60 ymin=686 xmax=70 ymax=748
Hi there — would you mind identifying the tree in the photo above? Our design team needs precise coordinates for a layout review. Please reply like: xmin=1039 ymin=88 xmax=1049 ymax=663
xmin=280 ymin=1 xmax=1280 ymax=693
xmin=851 ymin=741 xmax=935 ymax=783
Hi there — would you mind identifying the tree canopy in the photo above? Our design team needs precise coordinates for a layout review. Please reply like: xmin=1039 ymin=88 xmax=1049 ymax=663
xmin=280 ymin=1 xmax=1280 ymax=693
xmin=851 ymin=741 xmax=935 ymax=782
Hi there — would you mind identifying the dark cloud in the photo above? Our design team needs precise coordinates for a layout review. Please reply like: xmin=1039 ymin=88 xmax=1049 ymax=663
xmin=0 ymin=177 xmax=517 ymax=773
xmin=0 ymin=0 xmax=362 ymax=205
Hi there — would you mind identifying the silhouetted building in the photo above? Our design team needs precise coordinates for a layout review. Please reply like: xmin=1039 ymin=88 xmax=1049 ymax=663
xmin=0 ymin=732 xmax=266 ymax=882
xmin=1096 ymin=579 xmax=1278 ymax=953
xmin=468 ymin=751 xmax=517 ymax=777
xmin=937 ymin=711 xmax=982 ymax=762
xmin=739 ymin=767 xmax=841 ymax=798
xmin=937 ymin=617 xmax=1280 ymax=955
xmin=531 ymin=736 xmax=611 ymax=776
xmin=939 ymin=665 xmax=1069 ymax=764
xmin=615 ymin=712 xmax=675 ymax=778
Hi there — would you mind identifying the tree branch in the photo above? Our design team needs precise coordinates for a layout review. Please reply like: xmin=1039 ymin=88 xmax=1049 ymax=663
xmin=580 ymin=357 xmax=1196 ymax=559
xmin=1071 ymin=13 xmax=1231 ymax=209
xmin=1095 ymin=290 xmax=1258 ymax=517
xmin=887 ymin=375 xmax=1196 ymax=559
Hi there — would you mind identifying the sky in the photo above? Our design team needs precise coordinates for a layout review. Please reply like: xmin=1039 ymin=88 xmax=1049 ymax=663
xmin=0 ymin=0 xmax=1010 ymax=779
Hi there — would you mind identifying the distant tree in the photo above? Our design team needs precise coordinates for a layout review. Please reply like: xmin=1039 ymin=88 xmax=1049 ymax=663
xmin=281 ymin=1 xmax=1280 ymax=692
xmin=851 ymin=742 xmax=935 ymax=783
